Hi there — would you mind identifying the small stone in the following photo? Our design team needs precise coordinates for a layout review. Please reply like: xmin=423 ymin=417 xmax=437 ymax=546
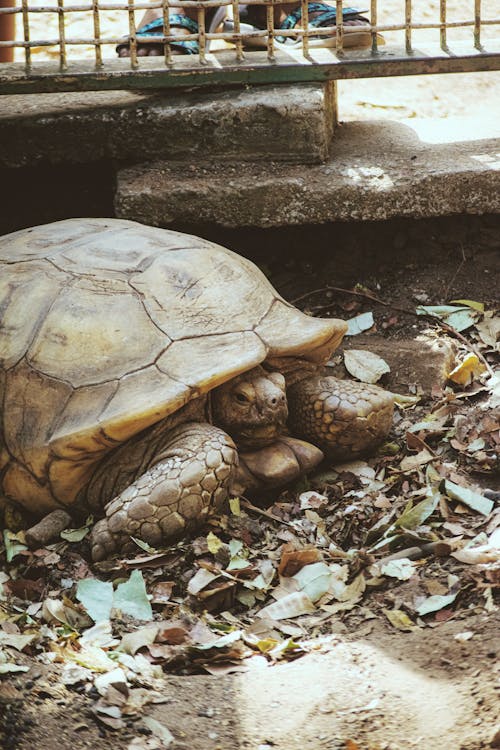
xmin=25 ymin=510 xmax=72 ymax=548
xmin=197 ymin=707 xmax=215 ymax=718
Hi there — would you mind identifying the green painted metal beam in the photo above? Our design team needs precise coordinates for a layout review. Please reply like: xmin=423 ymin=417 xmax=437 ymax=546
xmin=0 ymin=43 xmax=499 ymax=94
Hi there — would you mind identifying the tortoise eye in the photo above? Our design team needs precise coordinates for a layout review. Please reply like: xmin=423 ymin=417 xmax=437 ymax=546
xmin=235 ymin=392 xmax=249 ymax=404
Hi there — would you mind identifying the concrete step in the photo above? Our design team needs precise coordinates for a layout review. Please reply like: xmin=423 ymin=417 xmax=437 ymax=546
xmin=0 ymin=82 xmax=336 ymax=168
xmin=115 ymin=116 xmax=500 ymax=227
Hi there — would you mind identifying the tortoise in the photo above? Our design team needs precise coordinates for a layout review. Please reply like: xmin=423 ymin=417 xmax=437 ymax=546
xmin=0 ymin=218 xmax=393 ymax=561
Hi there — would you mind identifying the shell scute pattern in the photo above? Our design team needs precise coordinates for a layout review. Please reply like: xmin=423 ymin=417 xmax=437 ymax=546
xmin=1 ymin=218 xmax=345 ymax=516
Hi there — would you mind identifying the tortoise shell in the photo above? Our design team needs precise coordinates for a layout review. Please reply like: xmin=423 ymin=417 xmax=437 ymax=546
xmin=0 ymin=218 xmax=346 ymax=513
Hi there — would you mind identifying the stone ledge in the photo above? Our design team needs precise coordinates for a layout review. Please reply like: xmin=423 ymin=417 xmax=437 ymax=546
xmin=0 ymin=83 xmax=336 ymax=167
xmin=115 ymin=117 xmax=500 ymax=227
xmin=332 ymin=333 xmax=457 ymax=399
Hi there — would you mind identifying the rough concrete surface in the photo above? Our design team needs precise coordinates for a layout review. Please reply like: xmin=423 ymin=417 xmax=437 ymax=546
xmin=115 ymin=116 xmax=500 ymax=227
xmin=0 ymin=83 xmax=336 ymax=167
xmin=333 ymin=333 xmax=457 ymax=398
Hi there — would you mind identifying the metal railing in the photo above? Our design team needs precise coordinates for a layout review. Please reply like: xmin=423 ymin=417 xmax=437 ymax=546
xmin=0 ymin=0 xmax=499 ymax=93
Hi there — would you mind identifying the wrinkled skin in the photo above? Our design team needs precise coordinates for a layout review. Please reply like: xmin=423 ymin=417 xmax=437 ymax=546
xmin=89 ymin=366 xmax=393 ymax=560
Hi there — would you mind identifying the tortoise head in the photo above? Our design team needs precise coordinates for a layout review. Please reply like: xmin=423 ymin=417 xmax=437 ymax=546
xmin=211 ymin=366 xmax=288 ymax=449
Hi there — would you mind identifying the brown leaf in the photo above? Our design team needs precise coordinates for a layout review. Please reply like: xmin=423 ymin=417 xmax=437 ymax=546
xmin=6 ymin=578 xmax=46 ymax=601
xmin=278 ymin=544 xmax=322 ymax=577
xmin=156 ymin=623 xmax=190 ymax=645
xmin=150 ymin=581 xmax=175 ymax=604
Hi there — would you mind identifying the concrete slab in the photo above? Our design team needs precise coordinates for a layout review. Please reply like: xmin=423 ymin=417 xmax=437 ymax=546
xmin=0 ymin=83 xmax=336 ymax=167
xmin=115 ymin=116 xmax=500 ymax=227
xmin=332 ymin=333 xmax=457 ymax=399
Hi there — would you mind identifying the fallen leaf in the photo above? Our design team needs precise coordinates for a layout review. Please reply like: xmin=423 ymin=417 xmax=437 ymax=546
xmin=416 ymin=593 xmax=457 ymax=616
xmin=441 ymin=480 xmax=494 ymax=516
xmin=383 ymin=608 xmax=417 ymax=631
xmin=379 ymin=558 xmax=416 ymax=580
xmin=76 ymin=578 xmax=114 ymax=622
xmin=416 ymin=304 xmax=477 ymax=332
xmin=447 ymin=354 xmax=486 ymax=386
xmin=344 ymin=349 xmax=390 ymax=383
xmin=345 ymin=311 xmax=374 ymax=336
xmin=3 ymin=530 xmax=28 ymax=563
xmin=118 ymin=625 xmax=159 ymax=655
xmin=292 ymin=562 xmax=333 ymax=603
xmin=0 ymin=633 xmax=36 ymax=651
xmin=278 ymin=545 xmax=322 ymax=577
xmin=229 ymin=497 xmax=241 ymax=516
xmin=114 ymin=570 xmax=153 ymax=621
xmin=449 ymin=299 xmax=484 ymax=312
xmin=394 ymin=490 xmax=440 ymax=530
xmin=187 ymin=568 xmax=218 ymax=595
xmin=400 ymin=449 xmax=435 ymax=472
xmin=60 ymin=524 xmax=91 ymax=542
xmin=207 ymin=532 xmax=224 ymax=554
xmin=257 ymin=592 xmax=316 ymax=620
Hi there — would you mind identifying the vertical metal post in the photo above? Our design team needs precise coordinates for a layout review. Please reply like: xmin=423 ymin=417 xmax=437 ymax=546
xmin=301 ymin=0 xmax=309 ymax=57
xmin=58 ymin=0 xmax=67 ymax=70
xmin=128 ymin=0 xmax=138 ymax=68
xmin=198 ymin=5 xmax=206 ymax=62
xmin=474 ymin=0 xmax=481 ymax=49
xmin=21 ymin=0 xmax=30 ymax=67
xmin=335 ymin=0 xmax=343 ymax=52
xmin=266 ymin=0 xmax=275 ymax=60
xmin=232 ymin=0 xmax=243 ymax=61
xmin=92 ymin=0 xmax=102 ymax=67
xmin=370 ymin=0 xmax=377 ymax=53
xmin=163 ymin=0 xmax=172 ymax=66
xmin=405 ymin=0 xmax=411 ymax=53
xmin=440 ymin=0 xmax=447 ymax=50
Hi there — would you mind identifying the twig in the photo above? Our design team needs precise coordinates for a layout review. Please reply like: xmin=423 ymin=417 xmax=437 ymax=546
xmin=442 ymin=243 xmax=467 ymax=301
xmin=291 ymin=285 xmax=494 ymax=377
xmin=240 ymin=499 xmax=293 ymax=527
xmin=377 ymin=541 xmax=453 ymax=564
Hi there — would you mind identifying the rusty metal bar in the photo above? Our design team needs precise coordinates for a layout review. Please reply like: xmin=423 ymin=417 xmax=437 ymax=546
xmin=92 ymin=0 xmax=102 ymax=67
xmin=370 ymin=0 xmax=377 ymax=53
xmin=231 ymin=0 xmax=243 ymax=61
xmin=57 ymin=0 xmax=67 ymax=70
xmin=21 ymin=0 xmax=31 ymax=66
xmin=127 ymin=0 xmax=138 ymax=68
xmin=0 ymin=0 xmax=499 ymax=92
xmin=440 ymin=0 xmax=447 ymax=50
xmin=163 ymin=0 xmax=172 ymax=65
xmin=266 ymin=0 xmax=275 ymax=60
xmin=198 ymin=5 xmax=206 ymax=62
xmin=335 ymin=0 xmax=343 ymax=52
xmin=474 ymin=0 xmax=481 ymax=49
xmin=301 ymin=0 xmax=309 ymax=57
xmin=405 ymin=0 xmax=411 ymax=53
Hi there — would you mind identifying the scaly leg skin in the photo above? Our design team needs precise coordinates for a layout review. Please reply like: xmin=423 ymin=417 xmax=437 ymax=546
xmin=287 ymin=375 xmax=394 ymax=461
xmin=90 ymin=422 xmax=237 ymax=561
xmin=231 ymin=436 xmax=324 ymax=496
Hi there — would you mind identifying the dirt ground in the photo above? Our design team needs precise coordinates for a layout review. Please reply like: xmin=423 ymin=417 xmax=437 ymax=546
xmin=1 ymin=215 xmax=498 ymax=750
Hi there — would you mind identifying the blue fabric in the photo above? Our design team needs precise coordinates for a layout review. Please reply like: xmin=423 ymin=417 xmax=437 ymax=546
xmin=278 ymin=4 xmax=368 ymax=43
xmin=136 ymin=14 xmax=200 ymax=54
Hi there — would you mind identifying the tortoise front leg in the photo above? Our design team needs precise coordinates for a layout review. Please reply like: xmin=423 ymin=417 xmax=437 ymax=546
xmin=90 ymin=422 xmax=237 ymax=561
xmin=286 ymin=375 xmax=394 ymax=461
xmin=231 ymin=436 xmax=324 ymax=496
